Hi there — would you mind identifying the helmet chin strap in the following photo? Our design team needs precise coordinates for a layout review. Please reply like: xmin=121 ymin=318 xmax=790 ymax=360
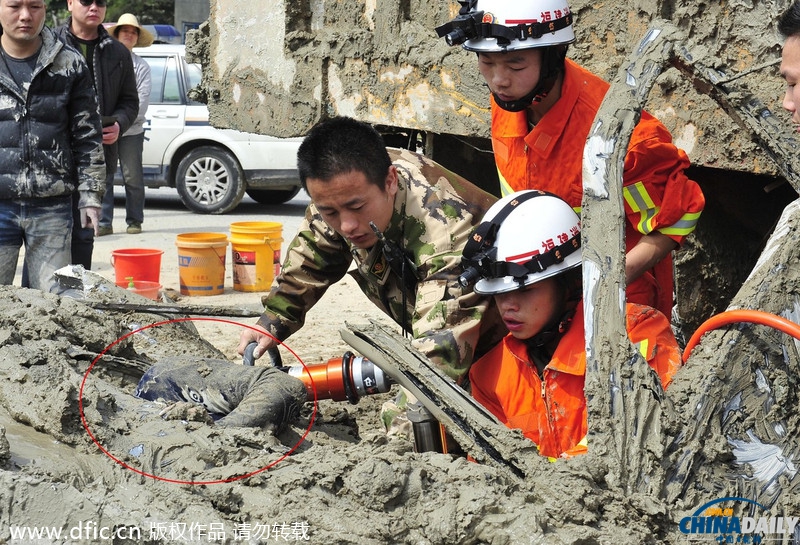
xmin=492 ymin=45 xmax=567 ymax=113
xmin=492 ymin=76 xmax=556 ymax=112
xmin=526 ymin=307 xmax=576 ymax=348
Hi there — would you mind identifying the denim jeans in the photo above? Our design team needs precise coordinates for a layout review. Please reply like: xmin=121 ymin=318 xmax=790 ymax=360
xmin=0 ymin=196 xmax=72 ymax=292
xmin=118 ymin=132 xmax=145 ymax=226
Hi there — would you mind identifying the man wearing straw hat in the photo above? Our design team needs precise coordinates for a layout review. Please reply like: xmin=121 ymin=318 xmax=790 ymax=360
xmin=110 ymin=13 xmax=152 ymax=235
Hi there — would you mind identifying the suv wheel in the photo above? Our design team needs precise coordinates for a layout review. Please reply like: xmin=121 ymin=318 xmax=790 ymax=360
xmin=175 ymin=147 xmax=246 ymax=214
xmin=246 ymin=187 xmax=301 ymax=205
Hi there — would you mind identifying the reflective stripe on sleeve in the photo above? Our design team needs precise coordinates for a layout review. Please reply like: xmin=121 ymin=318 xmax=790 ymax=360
xmin=658 ymin=211 xmax=702 ymax=237
xmin=636 ymin=338 xmax=650 ymax=360
xmin=623 ymin=181 xmax=658 ymax=235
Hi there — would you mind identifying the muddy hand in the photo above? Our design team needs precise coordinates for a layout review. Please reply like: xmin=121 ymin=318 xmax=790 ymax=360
xmin=80 ymin=207 xmax=101 ymax=236
xmin=159 ymin=401 xmax=214 ymax=424
xmin=237 ymin=325 xmax=277 ymax=362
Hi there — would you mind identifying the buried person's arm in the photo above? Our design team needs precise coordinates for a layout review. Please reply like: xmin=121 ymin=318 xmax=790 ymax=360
xmin=134 ymin=357 xmax=308 ymax=432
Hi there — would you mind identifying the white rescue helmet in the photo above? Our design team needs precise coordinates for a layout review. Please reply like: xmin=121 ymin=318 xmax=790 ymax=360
xmin=463 ymin=190 xmax=581 ymax=295
xmin=461 ymin=0 xmax=575 ymax=53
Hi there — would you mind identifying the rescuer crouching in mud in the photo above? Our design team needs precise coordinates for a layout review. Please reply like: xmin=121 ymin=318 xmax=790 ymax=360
xmin=460 ymin=190 xmax=684 ymax=459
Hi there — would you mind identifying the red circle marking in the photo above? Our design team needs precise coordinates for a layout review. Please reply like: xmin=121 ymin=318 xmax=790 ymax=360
xmin=79 ymin=317 xmax=318 ymax=485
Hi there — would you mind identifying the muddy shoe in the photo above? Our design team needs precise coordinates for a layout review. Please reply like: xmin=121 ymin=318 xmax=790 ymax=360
xmin=97 ymin=225 xmax=113 ymax=236
xmin=126 ymin=223 xmax=142 ymax=234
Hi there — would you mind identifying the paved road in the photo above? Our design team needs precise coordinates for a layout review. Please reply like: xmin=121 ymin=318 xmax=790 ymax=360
xmin=16 ymin=186 xmax=382 ymax=364
xmin=15 ymin=187 xmax=312 ymax=312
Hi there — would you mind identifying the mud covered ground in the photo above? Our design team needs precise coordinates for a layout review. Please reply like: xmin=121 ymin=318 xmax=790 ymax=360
xmin=0 ymin=268 xmax=652 ymax=543
xmin=0 ymin=272 xmax=677 ymax=545
xmin=0 ymin=251 xmax=798 ymax=545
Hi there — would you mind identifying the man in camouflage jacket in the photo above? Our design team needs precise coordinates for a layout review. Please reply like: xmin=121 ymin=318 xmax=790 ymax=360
xmin=238 ymin=117 xmax=506 ymax=383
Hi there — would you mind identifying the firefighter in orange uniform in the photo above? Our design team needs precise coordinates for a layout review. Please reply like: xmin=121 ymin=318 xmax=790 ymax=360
xmin=461 ymin=191 xmax=683 ymax=459
xmin=437 ymin=0 xmax=705 ymax=317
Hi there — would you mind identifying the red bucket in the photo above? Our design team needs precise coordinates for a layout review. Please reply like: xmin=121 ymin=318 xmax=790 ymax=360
xmin=111 ymin=248 xmax=163 ymax=284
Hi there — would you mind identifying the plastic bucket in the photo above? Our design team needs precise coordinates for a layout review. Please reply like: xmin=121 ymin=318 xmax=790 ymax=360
xmin=110 ymin=248 xmax=163 ymax=284
xmin=116 ymin=280 xmax=161 ymax=300
xmin=175 ymin=232 xmax=228 ymax=296
xmin=229 ymin=221 xmax=283 ymax=292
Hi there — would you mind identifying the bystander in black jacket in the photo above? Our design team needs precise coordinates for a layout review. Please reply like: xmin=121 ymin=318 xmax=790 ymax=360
xmin=0 ymin=26 xmax=105 ymax=206
xmin=56 ymin=18 xmax=138 ymax=269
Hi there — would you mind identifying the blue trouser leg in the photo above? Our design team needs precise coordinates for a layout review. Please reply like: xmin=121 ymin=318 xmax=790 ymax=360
xmin=0 ymin=197 xmax=72 ymax=292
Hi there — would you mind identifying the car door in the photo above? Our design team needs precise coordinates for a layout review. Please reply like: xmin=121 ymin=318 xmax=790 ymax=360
xmin=139 ymin=52 xmax=187 ymax=179
xmin=180 ymin=59 xmax=212 ymax=135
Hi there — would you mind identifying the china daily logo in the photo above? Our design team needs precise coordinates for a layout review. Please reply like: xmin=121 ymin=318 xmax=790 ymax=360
xmin=680 ymin=497 xmax=798 ymax=542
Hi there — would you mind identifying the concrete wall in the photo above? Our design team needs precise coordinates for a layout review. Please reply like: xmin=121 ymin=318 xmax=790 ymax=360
xmin=193 ymin=0 xmax=795 ymax=175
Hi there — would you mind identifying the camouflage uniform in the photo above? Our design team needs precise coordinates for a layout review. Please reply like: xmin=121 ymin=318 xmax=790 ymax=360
xmin=257 ymin=148 xmax=507 ymax=383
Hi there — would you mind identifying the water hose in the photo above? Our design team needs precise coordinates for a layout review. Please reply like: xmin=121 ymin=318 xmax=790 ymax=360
xmin=682 ymin=309 xmax=800 ymax=362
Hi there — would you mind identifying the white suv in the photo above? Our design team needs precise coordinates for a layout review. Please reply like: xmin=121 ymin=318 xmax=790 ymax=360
xmin=130 ymin=44 xmax=303 ymax=214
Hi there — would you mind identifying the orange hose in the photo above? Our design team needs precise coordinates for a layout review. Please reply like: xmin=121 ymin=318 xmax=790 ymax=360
xmin=682 ymin=309 xmax=800 ymax=363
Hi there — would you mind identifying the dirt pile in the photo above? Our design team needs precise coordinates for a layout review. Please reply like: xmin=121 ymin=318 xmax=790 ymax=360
xmin=0 ymin=254 xmax=798 ymax=544
xmin=0 ymin=275 xmax=657 ymax=544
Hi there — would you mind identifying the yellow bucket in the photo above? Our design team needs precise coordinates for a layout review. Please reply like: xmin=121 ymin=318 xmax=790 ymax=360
xmin=229 ymin=221 xmax=283 ymax=292
xmin=175 ymin=232 xmax=228 ymax=296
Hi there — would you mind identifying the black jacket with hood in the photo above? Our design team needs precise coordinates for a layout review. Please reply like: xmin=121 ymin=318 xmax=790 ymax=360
xmin=0 ymin=25 xmax=105 ymax=207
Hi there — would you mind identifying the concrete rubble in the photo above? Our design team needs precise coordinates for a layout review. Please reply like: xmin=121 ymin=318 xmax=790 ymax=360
xmin=1 ymin=0 xmax=800 ymax=542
